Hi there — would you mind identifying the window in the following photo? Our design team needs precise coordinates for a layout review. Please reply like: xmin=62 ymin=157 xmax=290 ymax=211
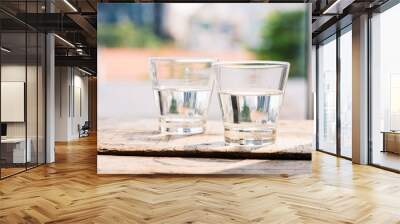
xmin=316 ymin=26 xmax=352 ymax=159
xmin=317 ymin=36 xmax=337 ymax=154
xmin=370 ymin=3 xmax=400 ymax=171
xmin=339 ymin=28 xmax=352 ymax=158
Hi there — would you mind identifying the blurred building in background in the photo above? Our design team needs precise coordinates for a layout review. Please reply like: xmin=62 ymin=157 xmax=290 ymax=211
xmin=164 ymin=4 xmax=263 ymax=51
xmin=98 ymin=3 xmax=165 ymax=37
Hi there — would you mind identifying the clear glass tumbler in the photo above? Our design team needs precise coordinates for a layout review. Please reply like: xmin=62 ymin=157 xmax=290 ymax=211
xmin=214 ymin=61 xmax=290 ymax=146
xmin=149 ymin=57 xmax=215 ymax=135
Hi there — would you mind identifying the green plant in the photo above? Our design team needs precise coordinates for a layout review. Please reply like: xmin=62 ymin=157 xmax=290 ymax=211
xmin=169 ymin=97 xmax=178 ymax=114
xmin=98 ymin=21 xmax=165 ymax=48
xmin=240 ymin=102 xmax=251 ymax=122
xmin=253 ymin=11 xmax=307 ymax=79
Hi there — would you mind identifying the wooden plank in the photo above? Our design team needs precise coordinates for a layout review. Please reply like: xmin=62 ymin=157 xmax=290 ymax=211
xmin=98 ymin=119 xmax=313 ymax=160
xmin=97 ymin=155 xmax=311 ymax=175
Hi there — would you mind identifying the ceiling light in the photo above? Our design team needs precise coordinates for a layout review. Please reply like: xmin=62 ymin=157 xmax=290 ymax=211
xmin=322 ymin=0 xmax=354 ymax=15
xmin=78 ymin=67 xmax=93 ymax=76
xmin=76 ymin=48 xmax=86 ymax=55
xmin=1 ymin=47 xmax=11 ymax=53
xmin=54 ymin=34 xmax=75 ymax=48
xmin=323 ymin=0 xmax=341 ymax=14
xmin=63 ymin=0 xmax=78 ymax=12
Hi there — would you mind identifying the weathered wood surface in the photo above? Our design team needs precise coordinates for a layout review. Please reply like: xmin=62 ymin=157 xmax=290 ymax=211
xmin=98 ymin=119 xmax=313 ymax=160
xmin=97 ymin=155 xmax=311 ymax=175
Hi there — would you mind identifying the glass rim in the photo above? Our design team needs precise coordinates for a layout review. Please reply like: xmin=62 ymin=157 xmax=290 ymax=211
xmin=212 ymin=60 xmax=289 ymax=69
xmin=149 ymin=56 xmax=217 ymax=64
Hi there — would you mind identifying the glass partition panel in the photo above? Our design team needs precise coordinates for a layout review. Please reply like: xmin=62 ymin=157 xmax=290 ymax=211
xmin=1 ymin=30 xmax=27 ymax=177
xmin=317 ymin=37 xmax=337 ymax=154
xmin=0 ymin=0 xmax=46 ymax=179
xmin=27 ymin=30 xmax=38 ymax=169
xmin=38 ymin=32 xmax=45 ymax=165
xmin=27 ymin=0 xmax=40 ymax=169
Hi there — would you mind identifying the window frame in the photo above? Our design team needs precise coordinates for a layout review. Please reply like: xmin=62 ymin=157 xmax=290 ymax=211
xmin=315 ymin=22 xmax=353 ymax=161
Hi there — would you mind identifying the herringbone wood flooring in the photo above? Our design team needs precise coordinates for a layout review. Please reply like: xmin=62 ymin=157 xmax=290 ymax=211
xmin=1 ymin=135 xmax=400 ymax=224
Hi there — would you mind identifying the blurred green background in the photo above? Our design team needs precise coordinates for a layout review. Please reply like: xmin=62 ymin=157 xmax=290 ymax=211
xmin=98 ymin=22 xmax=166 ymax=48
xmin=97 ymin=3 xmax=310 ymax=121
xmin=253 ymin=11 xmax=307 ymax=78
xmin=98 ymin=3 xmax=308 ymax=79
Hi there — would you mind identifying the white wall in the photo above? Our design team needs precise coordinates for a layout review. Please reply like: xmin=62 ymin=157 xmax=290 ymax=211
xmin=71 ymin=73 xmax=89 ymax=138
xmin=55 ymin=67 xmax=70 ymax=141
xmin=55 ymin=67 xmax=89 ymax=141
xmin=1 ymin=65 xmax=40 ymax=138
xmin=1 ymin=65 xmax=26 ymax=139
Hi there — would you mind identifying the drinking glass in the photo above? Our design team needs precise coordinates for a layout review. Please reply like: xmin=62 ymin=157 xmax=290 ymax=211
xmin=213 ymin=61 xmax=290 ymax=146
xmin=149 ymin=57 xmax=215 ymax=135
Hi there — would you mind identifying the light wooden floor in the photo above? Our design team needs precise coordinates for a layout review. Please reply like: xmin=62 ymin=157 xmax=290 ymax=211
xmin=1 ymin=135 xmax=400 ymax=223
xmin=373 ymin=150 xmax=400 ymax=171
xmin=1 ymin=167 xmax=26 ymax=178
